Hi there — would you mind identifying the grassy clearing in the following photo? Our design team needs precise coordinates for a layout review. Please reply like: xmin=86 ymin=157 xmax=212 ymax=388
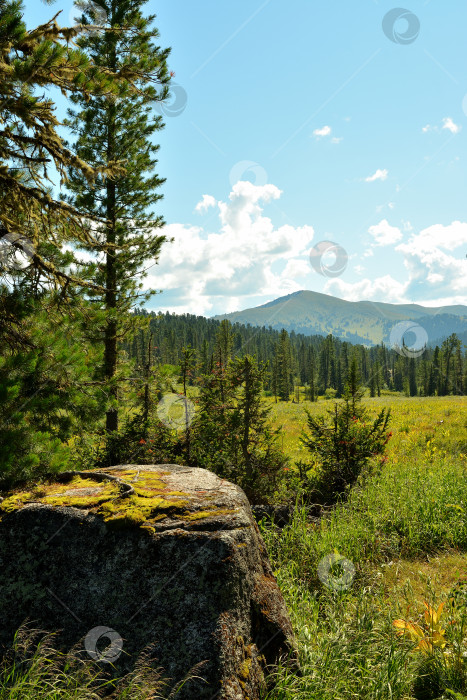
xmin=260 ymin=395 xmax=467 ymax=699
xmin=2 ymin=394 xmax=466 ymax=698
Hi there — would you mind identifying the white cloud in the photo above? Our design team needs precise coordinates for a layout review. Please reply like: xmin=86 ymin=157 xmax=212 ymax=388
xmin=144 ymin=177 xmax=467 ymax=315
xmin=325 ymin=275 xmax=406 ymax=303
xmin=368 ymin=219 xmax=403 ymax=246
xmin=365 ymin=168 xmax=388 ymax=183
xmin=402 ymin=220 xmax=413 ymax=233
xmin=145 ymin=181 xmax=315 ymax=315
xmin=422 ymin=117 xmax=461 ymax=135
xmin=442 ymin=117 xmax=461 ymax=134
xmin=312 ymin=126 xmax=342 ymax=143
xmin=395 ymin=221 xmax=467 ymax=303
xmin=324 ymin=220 xmax=467 ymax=306
xmin=313 ymin=125 xmax=332 ymax=138
xmin=283 ymin=259 xmax=311 ymax=279
xmin=195 ymin=194 xmax=217 ymax=213
xmin=401 ymin=221 xmax=467 ymax=251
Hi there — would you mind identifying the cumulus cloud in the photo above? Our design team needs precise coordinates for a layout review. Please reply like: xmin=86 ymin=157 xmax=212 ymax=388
xmin=195 ymin=194 xmax=217 ymax=213
xmin=145 ymin=181 xmax=315 ymax=315
xmin=144 ymin=176 xmax=467 ymax=315
xmin=326 ymin=221 xmax=467 ymax=306
xmin=325 ymin=275 xmax=406 ymax=303
xmin=396 ymin=221 xmax=467 ymax=302
xmin=368 ymin=219 xmax=403 ymax=246
xmin=442 ymin=117 xmax=461 ymax=134
xmin=312 ymin=126 xmax=342 ymax=143
xmin=365 ymin=168 xmax=388 ymax=183
xmin=313 ymin=125 xmax=332 ymax=138
xmin=422 ymin=117 xmax=461 ymax=135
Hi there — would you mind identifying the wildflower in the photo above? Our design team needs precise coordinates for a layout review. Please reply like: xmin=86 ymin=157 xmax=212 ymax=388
xmin=139 ymin=439 xmax=146 ymax=445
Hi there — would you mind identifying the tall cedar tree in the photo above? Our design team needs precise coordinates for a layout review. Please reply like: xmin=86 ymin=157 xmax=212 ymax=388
xmin=63 ymin=0 xmax=170 ymax=431
xmin=0 ymin=0 xmax=142 ymax=308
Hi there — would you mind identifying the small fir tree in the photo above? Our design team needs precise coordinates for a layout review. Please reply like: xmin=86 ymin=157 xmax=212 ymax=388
xmin=300 ymin=357 xmax=392 ymax=504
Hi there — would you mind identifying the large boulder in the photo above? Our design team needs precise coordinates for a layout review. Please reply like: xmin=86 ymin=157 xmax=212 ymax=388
xmin=0 ymin=464 xmax=295 ymax=698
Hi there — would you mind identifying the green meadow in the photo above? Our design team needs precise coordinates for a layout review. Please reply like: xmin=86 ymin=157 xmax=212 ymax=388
xmin=260 ymin=394 xmax=467 ymax=699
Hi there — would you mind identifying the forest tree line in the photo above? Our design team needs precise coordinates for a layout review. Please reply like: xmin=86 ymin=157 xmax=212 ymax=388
xmin=125 ymin=311 xmax=467 ymax=400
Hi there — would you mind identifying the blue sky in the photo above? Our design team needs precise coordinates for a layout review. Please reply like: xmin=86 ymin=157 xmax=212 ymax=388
xmin=24 ymin=0 xmax=467 ymax=316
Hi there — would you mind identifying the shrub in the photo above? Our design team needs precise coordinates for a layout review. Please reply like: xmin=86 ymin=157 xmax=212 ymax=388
xmin=300 ymin=358 xmax=391 ymax=504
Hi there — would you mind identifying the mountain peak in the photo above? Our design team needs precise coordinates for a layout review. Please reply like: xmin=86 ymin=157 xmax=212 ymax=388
xmin=213 ymin=291 xmax=467 ymax=346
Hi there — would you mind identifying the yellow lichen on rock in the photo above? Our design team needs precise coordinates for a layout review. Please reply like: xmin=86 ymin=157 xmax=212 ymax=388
xmin=0 ymin=469 xmax=240 ymax=531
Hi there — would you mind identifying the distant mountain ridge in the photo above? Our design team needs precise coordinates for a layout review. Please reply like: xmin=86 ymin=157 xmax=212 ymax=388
xmin=213 ymin=290 xmax=467 ymax=346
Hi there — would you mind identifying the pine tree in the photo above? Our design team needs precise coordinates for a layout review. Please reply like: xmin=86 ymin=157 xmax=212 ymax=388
xmin=63 ymin=0 xmax=170 ymax=433
xmin=191 ymin=354 xmax=285 ymax=500
xmin=0 ymin=0 xmax=141 ymax=345
xmin=408 ymin=358 xmax=417 ymax=396
xmin=215 ymin=320 xmax=234 ymax=369
xmin=301 ymin=356 xmax=391 ymax=504
xmin=308 ymin=351 xmax=317 ymax=402
xmin=277 ymin=329 xmax=291 ymax=401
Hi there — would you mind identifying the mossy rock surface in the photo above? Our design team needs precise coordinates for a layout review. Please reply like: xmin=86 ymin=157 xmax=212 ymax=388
xmin=0 ymin=464 xmax=295 ymax=699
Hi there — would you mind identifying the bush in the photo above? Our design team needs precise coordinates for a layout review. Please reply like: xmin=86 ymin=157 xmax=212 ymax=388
xmin=300 ymin=358 xmax=391 ymax=504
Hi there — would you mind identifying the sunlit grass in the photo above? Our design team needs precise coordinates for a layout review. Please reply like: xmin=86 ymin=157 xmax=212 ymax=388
xmin=267 ymin=393 xmax=467 ymax=463
xmin=260 ymin=394 xmax=467 ymax=699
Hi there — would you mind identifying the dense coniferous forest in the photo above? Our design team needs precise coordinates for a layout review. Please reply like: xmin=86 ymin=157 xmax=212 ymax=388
xmin=125 ymin=311 xmax=467 ymax=399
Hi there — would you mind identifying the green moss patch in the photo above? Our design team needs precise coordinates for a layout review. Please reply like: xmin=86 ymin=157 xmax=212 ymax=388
xmin=0 ymin=469 xmax=240 ymax=531
xmin=183 ymin=508 xmax=237 ymax=521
